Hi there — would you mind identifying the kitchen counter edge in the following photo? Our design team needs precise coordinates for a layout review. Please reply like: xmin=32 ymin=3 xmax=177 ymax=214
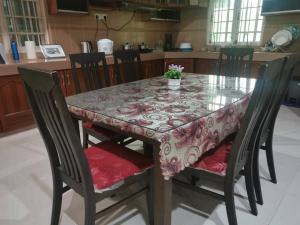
xmin=0 ymin=51 xmax=291 ymax=76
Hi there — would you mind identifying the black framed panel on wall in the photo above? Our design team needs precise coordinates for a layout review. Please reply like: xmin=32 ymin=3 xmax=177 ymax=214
xmin=57 ymin=0 xmax=88 ymax=14
xmin=262 ymin=0 xmax=300 ymax=15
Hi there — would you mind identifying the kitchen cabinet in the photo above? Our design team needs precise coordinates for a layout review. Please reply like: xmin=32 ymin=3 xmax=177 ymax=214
xmin=251 ymin=62 xmax=264 ymax=78
xmin=195 ymin=58 xmax=264 ymax=78
xmin=189 ymin=0 xmax=209 ymax=7
xmin=143 ymin=59 xmax=164 ymax=78
xmin=195 ymin=59 xmax=218 ymax=74
xmin=47 ymin=0 xmax=88 ymax=15
xmin=58 ymin=70 xmax=77 ymax=96
xmin=0 ymin=59 xmax=164 ymax=134
xmin=127 ymin=0 xmax=190 ymax=8
xmin=128 ymin=0 xmax=209 ymax=9
xmin=0 ymin=75 xmax=34 ymax=132
xmin=165 ymin=58 xmax=195 ymax=73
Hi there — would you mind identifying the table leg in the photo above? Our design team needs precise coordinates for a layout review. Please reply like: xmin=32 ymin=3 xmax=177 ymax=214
xmin=143 ymin=142 xmax=153 ymax=157
xmin=153 ymin=142 xmax=172 ymax=225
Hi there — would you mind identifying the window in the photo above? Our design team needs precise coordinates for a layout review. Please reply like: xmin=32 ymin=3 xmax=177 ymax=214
xmin=208 ymin=0 xmax=264 ymax=46
xmin=0 ymin=0 xmax=48 ymax=51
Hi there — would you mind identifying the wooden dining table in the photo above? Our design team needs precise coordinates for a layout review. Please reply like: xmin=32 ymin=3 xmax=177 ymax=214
xmin=66 ymin=73 xmax=255 ymax=225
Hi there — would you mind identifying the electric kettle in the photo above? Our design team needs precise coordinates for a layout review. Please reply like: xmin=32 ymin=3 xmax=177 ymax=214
xmin=80 ymin=41 xmax=93 ymax=53
xmin=97 ymin=39 xmax=113 ymax=55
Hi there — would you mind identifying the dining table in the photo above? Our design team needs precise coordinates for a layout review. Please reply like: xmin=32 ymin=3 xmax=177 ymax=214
xmin=66 ymin=73 xmax=256 ymax=225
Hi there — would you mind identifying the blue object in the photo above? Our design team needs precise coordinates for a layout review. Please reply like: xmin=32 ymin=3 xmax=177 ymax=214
xmin=11 ymin=41 xmax=19 ymax=61
xmin=180 ymin=48 xmax=193 ymax=52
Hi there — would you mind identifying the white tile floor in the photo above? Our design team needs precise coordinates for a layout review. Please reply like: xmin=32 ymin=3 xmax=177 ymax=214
xmin=0 ymin=105 xmax=300 ymax=225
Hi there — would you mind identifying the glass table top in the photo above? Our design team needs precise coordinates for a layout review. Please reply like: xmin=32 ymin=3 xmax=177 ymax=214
xmin=66 ymin=74 xmax=256 ymax=133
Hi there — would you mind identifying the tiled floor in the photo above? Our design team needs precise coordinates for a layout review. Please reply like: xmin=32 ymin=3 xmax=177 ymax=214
xmin=0 ymin=105 xmax=300 ymax=225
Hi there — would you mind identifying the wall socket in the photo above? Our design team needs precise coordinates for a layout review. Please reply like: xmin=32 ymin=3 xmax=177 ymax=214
xmin=95 ymin=13 xmax=107 ymax=21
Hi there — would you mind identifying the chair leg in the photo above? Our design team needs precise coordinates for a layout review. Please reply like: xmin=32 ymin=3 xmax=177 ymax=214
xmin=84 ymin=197 xmax=96 ymax=225
xmin=82 ymin=128 xmax=89 ymax=149
xmin=51 ymin=181 xmax=63 ymax=225
xmin=146 ymin=171 xmax=154 ymax=225
xmin=244 ymin=163 xmax=258 ymax=216
xmin=224 ymin=180 xmax=238 ymax=225
xmin=253 ymin=148 xmax=263 ymax=205
xmin=265 ymin=136 xmax=277 ymax=184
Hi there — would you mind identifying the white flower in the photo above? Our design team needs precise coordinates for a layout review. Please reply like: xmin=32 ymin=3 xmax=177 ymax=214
xmin=168 ymin=64 xmax=184 ymax=73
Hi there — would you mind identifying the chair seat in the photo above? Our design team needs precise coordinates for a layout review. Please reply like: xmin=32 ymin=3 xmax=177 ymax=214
xmin=83 ymin=121 xmax=120 ymax=139
xmin=191 ymin=138 xmax=234 ymax=176
xmin=85 ymin=141 xmax=153 ymax=192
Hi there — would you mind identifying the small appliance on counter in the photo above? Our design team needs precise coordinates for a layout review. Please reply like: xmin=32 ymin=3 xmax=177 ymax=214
xmin=124 ymin=42 xmax=131 ymax=50
xmin=97 ymin=39 xmax=113 ymax=55
xmin=80 ymin=41 xmax=93 ymax=53
xmin=138 ymin=43 xmax=152 ymax=53
xmin=179 ymin=42 xmax=193 ymax=52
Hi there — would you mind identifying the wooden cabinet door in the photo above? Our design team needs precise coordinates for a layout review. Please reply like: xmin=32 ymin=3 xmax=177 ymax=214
xmin=0 ymin=75 xmax=34 ymax=132
xmin=57 ymin=69 xmax=81 ymax=97
xmin=57 ymin=70 xmax=67 ymax=96
xmin=64 ymin=70 xmax=77 ymax=96
xmin=195 ymin=59 xmax=218 ymax=75
xmin=165 ymin=58 xmax=194 ymax=73
xmin=251 ymin=62 xmax=264 ymax=78
xmin=143 ymin=59 xmax=164 ymax=79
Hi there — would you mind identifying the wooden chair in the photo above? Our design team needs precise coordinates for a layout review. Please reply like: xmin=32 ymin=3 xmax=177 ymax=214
xmin=174 ymin=57 xmax=287 ymax=225
xmin=70 ymin=52 xmax=110 ymax=93
xmin=253 ymin=54 xmax=300 ymax=205
xmin=216 ymin=47 xmax=254 ymax=78
xmin=18 ymin=66 xmax=154 ymax=225
xmin=112 ymin=50 xmax=142 ymax=146
xmin=69 ymin=52 xmax=121 ymax=148
xmin=113 ymin=50 xmax=143 ymax=84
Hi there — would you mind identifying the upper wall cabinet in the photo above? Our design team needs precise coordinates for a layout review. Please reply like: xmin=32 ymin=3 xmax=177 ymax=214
xmin=47 ymin=0 xmax=89 ymax=15
xmin=189 ymin=0 xmax=209 ymax=8
xmin=91 ymin=0 xmax=209 ymax=9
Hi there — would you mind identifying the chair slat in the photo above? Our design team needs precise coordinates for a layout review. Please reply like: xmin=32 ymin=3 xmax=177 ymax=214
xmin=70 ymin=52 xmax=110 ymax=94
xmin=113 ymin=50 xmax=142 ymax=84
xmin=217 ymin=47 xmax=254 ymax=78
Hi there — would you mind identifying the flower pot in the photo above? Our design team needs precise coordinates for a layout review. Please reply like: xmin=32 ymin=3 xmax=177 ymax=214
xmin=168 ymin=78 xmax=181 ymax=90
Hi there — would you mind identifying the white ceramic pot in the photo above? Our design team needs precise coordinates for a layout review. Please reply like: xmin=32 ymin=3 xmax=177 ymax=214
xmin=97 ymin=39 xmax=113 ymax=55
xmin=168 ymin=78 xmax=181 ymax=90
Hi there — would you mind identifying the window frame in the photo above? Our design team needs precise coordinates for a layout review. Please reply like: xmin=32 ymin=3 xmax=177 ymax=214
xmin=0 ymin=0 xmax=49 ymax=53
xmin=207 ymin=0 xmax=265 ymax=46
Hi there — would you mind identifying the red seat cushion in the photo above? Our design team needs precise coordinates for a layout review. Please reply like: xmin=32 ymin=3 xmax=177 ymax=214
xmin=85 ymin=141 xmax=153 ymax=191
xmin=83 ymin=121 xmax=120 ymax=139
xmin=192 ymin=138 xmax=234 ymax=176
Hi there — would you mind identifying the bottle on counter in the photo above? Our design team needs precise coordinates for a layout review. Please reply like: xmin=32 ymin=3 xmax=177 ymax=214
xmin=11 ymin=41 xmax=20 ymax=61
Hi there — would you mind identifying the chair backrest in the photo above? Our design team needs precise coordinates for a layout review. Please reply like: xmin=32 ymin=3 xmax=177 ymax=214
xmin=18 ymin=66 xmax=94 ymax=194
xmin=113 ymin=50 xmax=142 ymax=84
xmin=216 ymin=47 xmax=254 ymax=78
xmin=69 ymin=52 xmax=110 ymax=94
xmin=260 ymin=54 xmax=300 ymax=141
xmin=226 ymin=57 xmax=287 ymax=178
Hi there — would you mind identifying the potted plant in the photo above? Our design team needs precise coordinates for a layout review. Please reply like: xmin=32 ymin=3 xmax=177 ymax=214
xmin=164 ymin=64 xmax=184 ymax=90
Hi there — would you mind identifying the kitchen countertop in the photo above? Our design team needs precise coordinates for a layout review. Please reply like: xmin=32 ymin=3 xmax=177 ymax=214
xmin=0 ymin=51 xmax=291 ymax=76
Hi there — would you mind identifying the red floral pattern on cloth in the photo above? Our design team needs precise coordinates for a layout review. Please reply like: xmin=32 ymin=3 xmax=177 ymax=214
xmin=67 ymin=74 xmax=255 ymax=180
xmin=192 ymin=136 xmax=234 ymax=175
xmin=85 ymin=141 xmax=153 ymax=191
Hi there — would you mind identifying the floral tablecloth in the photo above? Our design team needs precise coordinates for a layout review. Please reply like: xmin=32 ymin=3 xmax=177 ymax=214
xmin=67 ymin=74 xmax=255 ymax=179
